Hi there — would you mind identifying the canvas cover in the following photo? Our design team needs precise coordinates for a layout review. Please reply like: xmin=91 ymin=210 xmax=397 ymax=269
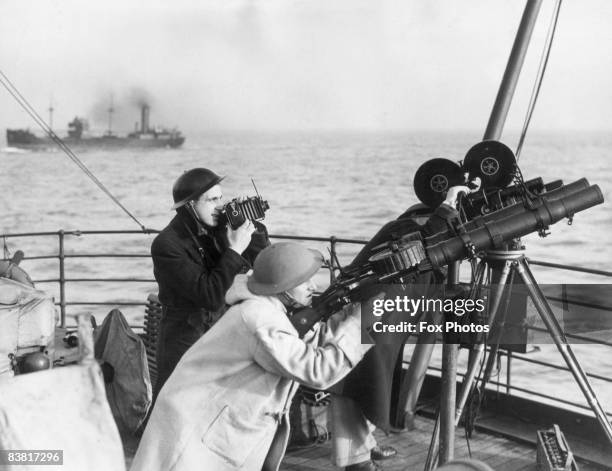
xmin=94 ymin=309 xmax=152 ymax=433
xmin=0 ymin=362 xmax=125 ymax=471
xmin=0 ymin=278 xmax=56 ymax=377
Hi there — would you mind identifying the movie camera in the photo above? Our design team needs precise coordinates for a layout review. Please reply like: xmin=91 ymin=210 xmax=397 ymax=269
xmin=219 ymin=179 xmax=270 ymax=229
xmin=414 ymin=140 xmax=565 ymax=220
xmin=290 ymin=140 xmax=604 ymax=336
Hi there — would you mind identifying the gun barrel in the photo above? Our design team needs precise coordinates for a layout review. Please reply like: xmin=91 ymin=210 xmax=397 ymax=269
xmin=463 ymin=178 xmax=590 ymax=232
xmin=427 ymin=184 xmax=603 ymax=267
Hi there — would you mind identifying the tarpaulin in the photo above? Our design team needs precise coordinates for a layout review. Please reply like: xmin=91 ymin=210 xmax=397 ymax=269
xmin=0 ymin=362 xmax=125 ymax=471
xmin=94 ymin=309 xmax=152 ymax=434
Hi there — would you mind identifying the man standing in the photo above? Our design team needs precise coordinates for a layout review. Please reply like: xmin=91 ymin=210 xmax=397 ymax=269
xmin=151 ymin=168 xmax=269 ymax=397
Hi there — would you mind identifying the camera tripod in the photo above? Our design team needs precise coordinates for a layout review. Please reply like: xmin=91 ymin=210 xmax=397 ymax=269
xmin=422 ymin=248 xmax=612 ymax=470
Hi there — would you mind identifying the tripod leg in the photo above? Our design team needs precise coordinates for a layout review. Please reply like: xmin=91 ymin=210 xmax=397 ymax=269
xmin=439 ymin=342 xmax=458 ymax=464
xmin=423 ymin=259 xmax=513 ymax=470
xmin=423 ymin=410 xmax=440 ymax=471
xmin=455 ymin=260 xmax=513 ymax=425
xmin=395 ymin=323 xmax=439 ymax=430
xmin=479 ymin=269 xmax=516 ymax=393
xmin=515 ymin=258 xmax=612 ymax=445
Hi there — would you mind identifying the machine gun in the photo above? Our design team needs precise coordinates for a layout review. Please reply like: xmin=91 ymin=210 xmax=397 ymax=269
xmin=290 ymin=140 xmax=604 ymax=336
xmin=290 ymin=236 xmax=428 ymax=337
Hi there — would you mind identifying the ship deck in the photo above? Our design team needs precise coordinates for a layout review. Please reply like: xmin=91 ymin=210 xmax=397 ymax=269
xmin=122 ymin=412 xmax=608 ymax=471
xmin=281 ymin=415 xmax=609 ymax=471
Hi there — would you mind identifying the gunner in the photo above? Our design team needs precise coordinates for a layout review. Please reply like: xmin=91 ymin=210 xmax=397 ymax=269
xmin=132 ymin=242 xmax=373 ymax=471
xmin=151 ymin=168 xmax=269 ymax=398
xmin=329 ymin=184 xmax=470 ymax=471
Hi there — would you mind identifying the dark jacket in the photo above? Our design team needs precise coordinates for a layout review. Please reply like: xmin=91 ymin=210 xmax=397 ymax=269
xmin=151 ymin=212 xmax=269 ymax=396
xmin=337 ymin=203 xmax=458 ymax=431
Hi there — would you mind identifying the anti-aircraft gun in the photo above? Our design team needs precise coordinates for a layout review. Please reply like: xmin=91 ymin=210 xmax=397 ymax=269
xmin=290 ymin=140 xmax=604 ymax=336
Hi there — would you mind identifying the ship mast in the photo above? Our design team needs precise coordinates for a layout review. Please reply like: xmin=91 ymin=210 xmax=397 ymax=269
xmin=438 ymin=0 xmax=545 ymax=465
xmin=107 ymin=94 xmax=114 ymax=137
xmin=48 ymin=101 xmax=54 ymax=131
xmin=484 ymin=0 xmax=544 ymax=140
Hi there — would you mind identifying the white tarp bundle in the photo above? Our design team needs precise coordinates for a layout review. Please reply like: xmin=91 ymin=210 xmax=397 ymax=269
xmin=94 ymin=309 xmax=152 ymax=434
xmin=0 ymin=278 xmax=56 ymax=377
xmin=0 ymin=362 xmax=126 ymax=471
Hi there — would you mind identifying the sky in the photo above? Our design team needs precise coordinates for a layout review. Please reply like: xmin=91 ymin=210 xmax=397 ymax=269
xmin=1 ymin=0 xmax=612 ymax=135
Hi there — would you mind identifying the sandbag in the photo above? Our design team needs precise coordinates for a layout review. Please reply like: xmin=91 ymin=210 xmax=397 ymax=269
xmin=94 ymin=309 xmax=152 ymax=434
xmin=0 ymin=362 xmax=125 ymax=471
xmin=0 ymin=278 xmax=57 ymax=377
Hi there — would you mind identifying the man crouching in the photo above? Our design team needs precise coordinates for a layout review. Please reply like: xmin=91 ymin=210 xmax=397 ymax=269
xmin=131 ymin=242 xmax=372 ymax=471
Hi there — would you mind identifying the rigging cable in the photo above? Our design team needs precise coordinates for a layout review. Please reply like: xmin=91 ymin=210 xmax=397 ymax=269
xmin=0 ymin=70 xmax=148 ymax=231
xmin=515 ymin=0 xmax=563 ymax=161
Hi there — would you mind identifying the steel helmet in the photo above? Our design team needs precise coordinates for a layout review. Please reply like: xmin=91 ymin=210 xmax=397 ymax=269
xmin=19 ymin=352 xmax=51 ymax=373
xmin=247 ymin=242 xmax=323 ymax=295
xmin=171 ymin=168 xmax=224 ymax=210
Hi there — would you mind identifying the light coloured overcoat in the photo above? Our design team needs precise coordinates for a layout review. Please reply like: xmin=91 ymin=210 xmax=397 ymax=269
xmin=131 ymin=275 xmax=370 ymax=471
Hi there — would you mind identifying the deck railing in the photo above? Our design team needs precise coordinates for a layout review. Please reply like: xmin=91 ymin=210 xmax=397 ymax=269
xmin=2 ymin=229 xmax=611 ymax=417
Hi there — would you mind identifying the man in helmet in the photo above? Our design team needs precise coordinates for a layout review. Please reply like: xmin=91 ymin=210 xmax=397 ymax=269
xmin=151 ymin=168 xmax=270 ymax=398
xmin=132 ymin=242 xmax=373 ymax=471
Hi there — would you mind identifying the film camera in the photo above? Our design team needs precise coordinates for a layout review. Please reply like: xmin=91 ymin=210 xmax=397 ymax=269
xmin=413 ymin=140 xmax=564 ymax=219
xmin=220 ymin=196 xmax=270 ymax=229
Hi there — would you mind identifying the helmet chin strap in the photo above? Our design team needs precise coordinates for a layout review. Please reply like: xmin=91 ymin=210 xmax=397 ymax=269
xmin=186 ymin=201 xmax=210 ymax=235
xmin=278 ymin=291 xmax=307 ymax=311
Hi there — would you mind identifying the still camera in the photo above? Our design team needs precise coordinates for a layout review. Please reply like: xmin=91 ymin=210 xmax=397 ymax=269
xmin=221 ymin=196 xmax=270 ymax=229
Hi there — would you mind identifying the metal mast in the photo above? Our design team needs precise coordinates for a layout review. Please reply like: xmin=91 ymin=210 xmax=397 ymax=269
xmin=439 ymin=0 xmax=545 ymax=465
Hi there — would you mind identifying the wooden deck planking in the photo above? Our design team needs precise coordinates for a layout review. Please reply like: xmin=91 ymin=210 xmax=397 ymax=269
xmin=281 ymin=415 xmax=607 ymax=471
xmin=123 ymin=413 xmax=608 ymax=470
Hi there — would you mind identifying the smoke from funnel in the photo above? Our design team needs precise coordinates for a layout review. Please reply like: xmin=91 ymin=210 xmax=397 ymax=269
xmin=88 ymin=87 xmax=156 ymax=132
xmin=129 ymin=87 xmax=154 ymax=109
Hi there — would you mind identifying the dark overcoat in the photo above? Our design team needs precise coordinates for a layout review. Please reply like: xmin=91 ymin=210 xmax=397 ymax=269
xmin=151 ymin=211 xmax=269 ymax=395
xmin=336 ymin=204 xmax=458 ymax=431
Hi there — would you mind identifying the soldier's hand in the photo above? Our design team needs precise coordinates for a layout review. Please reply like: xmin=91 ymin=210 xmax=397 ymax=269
xmin=443 ymin=177 xmax=481 ymax=208
xmin=227 ymin=220 xmax=256 ymax=254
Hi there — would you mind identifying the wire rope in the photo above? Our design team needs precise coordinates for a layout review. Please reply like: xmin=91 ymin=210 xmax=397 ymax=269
xmin=515 ymin=0 xmax=564 ymax=161
xmin=0 ymin=70 xmax=148 ymax=231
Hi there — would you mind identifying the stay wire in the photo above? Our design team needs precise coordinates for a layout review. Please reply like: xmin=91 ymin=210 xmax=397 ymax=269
xmin=0 ymin=70 xmax=148 ymax=231
xmin=515 ymin=0 xmax=563 ymax=161
xmin=3 ymin=236 xmax=10 ymax=259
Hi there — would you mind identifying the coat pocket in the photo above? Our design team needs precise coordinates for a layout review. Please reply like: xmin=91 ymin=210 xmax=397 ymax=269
xmin=202 ymin=405 xmax=274 ymax=469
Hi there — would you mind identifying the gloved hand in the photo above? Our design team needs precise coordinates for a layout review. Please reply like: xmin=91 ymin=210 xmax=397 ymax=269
xmin=443 ymin=177 xmax=481 ymax=208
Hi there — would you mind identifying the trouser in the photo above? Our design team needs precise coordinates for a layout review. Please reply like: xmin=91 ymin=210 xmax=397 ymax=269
xmin=330 ymin=395 xmax=377 ymax=467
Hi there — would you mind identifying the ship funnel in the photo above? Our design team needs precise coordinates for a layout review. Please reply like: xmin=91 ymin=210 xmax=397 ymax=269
xmin=140 ymin=105 xmax=150 ymax=133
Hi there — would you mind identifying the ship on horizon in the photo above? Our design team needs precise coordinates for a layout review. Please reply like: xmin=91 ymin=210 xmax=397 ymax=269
xmin=5 ymin=103 xmax=185 ymax=150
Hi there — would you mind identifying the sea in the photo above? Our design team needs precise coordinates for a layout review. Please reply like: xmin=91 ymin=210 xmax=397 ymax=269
xmin=2 ymin=130 xmax=611 ymax=415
